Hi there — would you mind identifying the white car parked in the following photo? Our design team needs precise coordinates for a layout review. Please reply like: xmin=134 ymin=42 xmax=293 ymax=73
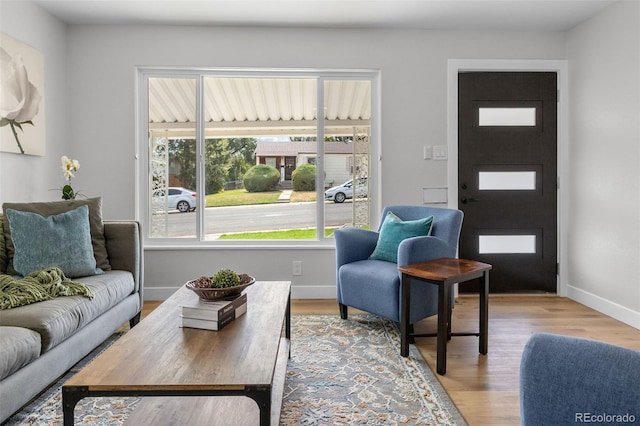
xmin=324 ymin=178 xmax=368 ymax=203
xmin=154 ymin=187 xmax=197 ymax=212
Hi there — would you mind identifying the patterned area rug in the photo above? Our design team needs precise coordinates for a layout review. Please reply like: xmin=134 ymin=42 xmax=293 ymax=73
xmin=5 ymin=314 xmax=466 ymax=425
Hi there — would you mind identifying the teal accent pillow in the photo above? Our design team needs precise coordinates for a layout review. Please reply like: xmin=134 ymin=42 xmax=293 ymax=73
xmin=3 ymin=197 xmax=111 ymax=274
xmin=5 ymin=205 xmax=103 ymax=278
xmin=369 ymin=212 xmax=434 ymax=263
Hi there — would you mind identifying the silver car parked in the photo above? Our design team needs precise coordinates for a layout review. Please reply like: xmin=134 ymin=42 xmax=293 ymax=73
xmin=166 ymin=187 xmax=197 ymax=212
xmin=324 ymin=178 xmax=368 ymax=203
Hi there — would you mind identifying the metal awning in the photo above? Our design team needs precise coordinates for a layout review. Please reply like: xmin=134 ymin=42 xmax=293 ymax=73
xmin=148 ymin=78 xmax=371 ymax=138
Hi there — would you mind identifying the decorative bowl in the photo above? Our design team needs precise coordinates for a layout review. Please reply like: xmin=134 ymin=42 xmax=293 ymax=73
xmin=185 ymin=276 xmax=255 ymax=301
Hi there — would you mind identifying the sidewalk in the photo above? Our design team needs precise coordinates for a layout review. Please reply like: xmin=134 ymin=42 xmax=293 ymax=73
xmin=277 ymin=190 xmax=292 ymax=203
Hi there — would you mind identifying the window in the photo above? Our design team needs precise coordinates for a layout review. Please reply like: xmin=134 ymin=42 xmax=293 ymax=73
xmin=137 ymin=69 xmax=378 ymax=245
xmin=478 ymin=171 xmax=536 ymax=190
xmin=478 ymin=107 xmax=536 ymax=126
xmin=478 ymin=235 xmax=537 ymax=254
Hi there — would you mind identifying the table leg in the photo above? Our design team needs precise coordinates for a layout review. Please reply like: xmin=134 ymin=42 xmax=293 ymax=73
xmin=248 ymin=388 xmax=272 ymax=426
xmin=437 ymin=282 xmax=451 ymax=375
xmin=286 ymin=291 xmax=291 ymax=358
xmin=286 ymin=292 xmax=291 ymax=340
xmin=447 ymin=294 xmax=453 ymax=341
xmin=62 ymin=387 xmax=86 ymax=426
xmin=400 ymin=273 xmax=411 ymax=357
xmin=259 ymin=396 xmax=271 ymax=426
xmin=479 ymin=271 xmax=489 ymax=354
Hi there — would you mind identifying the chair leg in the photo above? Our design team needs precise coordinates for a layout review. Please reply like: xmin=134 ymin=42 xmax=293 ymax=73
xmin=339 ymin=303 xmax=348 ymax=319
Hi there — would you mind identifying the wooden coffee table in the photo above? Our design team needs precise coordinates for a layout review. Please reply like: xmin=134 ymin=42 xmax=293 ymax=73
xmin=62 ymin=281 xmax=291 ymax=426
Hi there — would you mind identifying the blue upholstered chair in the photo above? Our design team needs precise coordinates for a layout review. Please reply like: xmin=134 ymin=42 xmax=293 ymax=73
xmin=520 ymin=333 xmax=640 ymax=425
xmin=334 ymin=205 xmax=463 ymax=324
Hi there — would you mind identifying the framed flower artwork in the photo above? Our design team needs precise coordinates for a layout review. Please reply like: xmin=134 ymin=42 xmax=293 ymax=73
xmin=0 ymin=33 xmax=46 ymax=156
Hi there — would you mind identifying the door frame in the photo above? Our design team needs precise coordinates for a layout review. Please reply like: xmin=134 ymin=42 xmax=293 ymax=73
xmin=447 ymin=59 xmax=569 ymax=296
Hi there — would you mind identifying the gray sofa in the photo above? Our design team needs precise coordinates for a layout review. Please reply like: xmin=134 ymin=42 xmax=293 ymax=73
xmin=0 ymin=215 xmax=143 ymax=423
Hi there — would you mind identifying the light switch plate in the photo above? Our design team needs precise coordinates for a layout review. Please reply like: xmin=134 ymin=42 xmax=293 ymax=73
xmin=423 ymin=146 xmax=432 ymax=160
xmin=433 ymin=145 xmax=448 ymax=160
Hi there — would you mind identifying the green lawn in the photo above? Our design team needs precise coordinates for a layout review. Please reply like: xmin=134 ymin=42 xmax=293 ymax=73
xmin=205 ymin=189 xmax=316 ymax=207
xmin=218 ymin=227 xmax=337 ymax=240
xmin=205 ymin=189 xmax=326 ymax=240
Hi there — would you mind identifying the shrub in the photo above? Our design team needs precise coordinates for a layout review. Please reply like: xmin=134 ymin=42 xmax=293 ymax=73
xmin=243 ymin=164 xmax=280 ymax=192
xmin=292 ymin=164 xmax=316 ymax=191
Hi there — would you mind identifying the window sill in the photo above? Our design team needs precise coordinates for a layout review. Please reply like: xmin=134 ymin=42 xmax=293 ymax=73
xmin=144 ymin=240 xmax=337 ymax=251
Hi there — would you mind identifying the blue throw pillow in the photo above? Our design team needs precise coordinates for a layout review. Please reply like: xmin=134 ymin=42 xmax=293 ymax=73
xmin=5 ymin=205 xmax=103 ymax=278
xmin=369 ymin=212 xmax=434 ymax=263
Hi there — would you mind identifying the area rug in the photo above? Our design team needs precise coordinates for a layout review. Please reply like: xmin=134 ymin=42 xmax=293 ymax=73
xmin=5 ymin=314 xmax=466 ymax=425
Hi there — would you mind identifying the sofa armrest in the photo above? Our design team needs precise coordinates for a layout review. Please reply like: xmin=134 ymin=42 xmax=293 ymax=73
xmin=104 ymin=221 xmax=143 ymax=300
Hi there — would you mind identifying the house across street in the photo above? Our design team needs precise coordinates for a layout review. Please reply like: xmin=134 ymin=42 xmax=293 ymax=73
xmin=255 ymin=141 xmax=355 ymax=185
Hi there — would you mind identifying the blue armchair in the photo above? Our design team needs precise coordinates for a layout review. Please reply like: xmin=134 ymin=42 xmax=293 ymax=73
xmin=520 ymin=333 xmax=640 ymax=425
xmin=334 ymin=205 xmax=463 ymax=324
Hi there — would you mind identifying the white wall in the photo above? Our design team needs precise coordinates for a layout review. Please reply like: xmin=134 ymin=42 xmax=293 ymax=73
xmin=0 ymin=1 xmax=69 ymax=203
xmin=566 ymin=0 xmax=640 ymax=328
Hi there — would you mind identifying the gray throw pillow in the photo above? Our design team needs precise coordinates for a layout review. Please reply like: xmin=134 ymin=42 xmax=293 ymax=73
xmin=0 ymin=214 xmax=6 ymax=274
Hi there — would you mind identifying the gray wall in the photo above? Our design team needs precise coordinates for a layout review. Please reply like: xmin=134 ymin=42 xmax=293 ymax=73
xmin=0 ymin=1 xmax=69 ymax=200
xmin=566 ymin=1 xmax=640 ymax=327
xmin=1 ymin=0 xmax=638 ymax=328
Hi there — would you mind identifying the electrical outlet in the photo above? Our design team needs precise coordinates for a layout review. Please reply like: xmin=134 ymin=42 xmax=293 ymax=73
xmin=292 ymin=261 xmax=303 ymax=276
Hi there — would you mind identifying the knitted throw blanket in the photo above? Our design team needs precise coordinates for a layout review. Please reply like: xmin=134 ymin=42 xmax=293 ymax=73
xmin=0 ymin=267 xmax=95 ymax=310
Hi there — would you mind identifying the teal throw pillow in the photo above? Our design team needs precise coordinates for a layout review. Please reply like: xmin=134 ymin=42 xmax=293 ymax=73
xmin=5 ymin=205 xmax=103 ymax=278
xmin=369 ymin=212 xmax=434 ymax=263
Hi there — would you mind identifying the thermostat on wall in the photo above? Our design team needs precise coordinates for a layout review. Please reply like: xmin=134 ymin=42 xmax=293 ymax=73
xmin=423 ymin=187 xmax=448 ymax=204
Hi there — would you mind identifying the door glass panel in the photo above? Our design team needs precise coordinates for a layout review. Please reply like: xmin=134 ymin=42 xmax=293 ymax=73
xmin=479 ymin=235 xmax=536 ymax=254
xmin=479 ymin=171 xmax=536 ymax=190
xmin=478 ymin=107 xmax=536 ymax=126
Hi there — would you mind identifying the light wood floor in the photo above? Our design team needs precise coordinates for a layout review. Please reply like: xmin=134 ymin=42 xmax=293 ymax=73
xmin=141 ymin=295 xmax=640 ymax=426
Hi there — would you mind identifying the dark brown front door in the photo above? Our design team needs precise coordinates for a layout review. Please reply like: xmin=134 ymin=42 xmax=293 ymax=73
xmin=458 ymin=72 xmax=557 ymax=293
xmin=284 ymin=157 xmax=296 ymax=180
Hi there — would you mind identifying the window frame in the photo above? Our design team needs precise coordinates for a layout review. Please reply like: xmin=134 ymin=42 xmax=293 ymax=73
xmin=135 ymin=67 xmax=381 ymax=248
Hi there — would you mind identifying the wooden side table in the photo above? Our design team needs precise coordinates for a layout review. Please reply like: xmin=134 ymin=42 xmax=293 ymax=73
xmin=398 ymin=258 xmax=492 ymax=375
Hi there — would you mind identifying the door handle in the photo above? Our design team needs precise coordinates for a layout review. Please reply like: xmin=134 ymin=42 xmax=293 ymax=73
xmin=460 ymin=198 xmax=479 ymax=204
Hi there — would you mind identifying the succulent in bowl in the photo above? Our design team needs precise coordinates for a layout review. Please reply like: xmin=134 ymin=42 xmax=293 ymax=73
xmin=192 ymin=269 xmax=252 ymax=289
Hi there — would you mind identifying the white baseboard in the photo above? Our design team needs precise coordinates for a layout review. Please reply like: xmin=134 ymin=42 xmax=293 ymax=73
xmin=566 ymin=284 xmax=640 ymax=330
xmin=143 ymin=286 xmax=180 ymax=301
xmin=291 ymin=285 xmax=337 ymax=299
xmin=144 ymin=284 xmax=337 ymax=301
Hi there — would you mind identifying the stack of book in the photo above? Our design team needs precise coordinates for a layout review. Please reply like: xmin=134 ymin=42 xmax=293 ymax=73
xmin=180 ymin=293 xmax=247 ymax=331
